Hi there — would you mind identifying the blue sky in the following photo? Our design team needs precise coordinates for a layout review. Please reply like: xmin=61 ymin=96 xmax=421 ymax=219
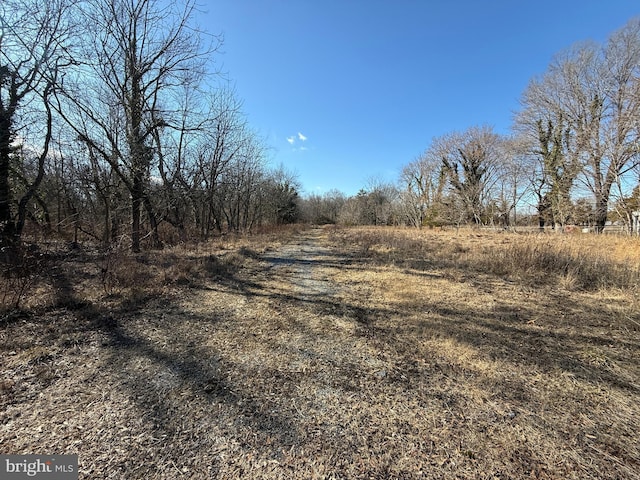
xmin=202 ymin=1 xmax=639 ymax=196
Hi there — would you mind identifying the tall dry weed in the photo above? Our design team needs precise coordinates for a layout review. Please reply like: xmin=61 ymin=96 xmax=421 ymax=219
xmin=334 ymin=227 xmax=640 ymax=290
xmin=481 ymin=234 xmax=640 ymax=289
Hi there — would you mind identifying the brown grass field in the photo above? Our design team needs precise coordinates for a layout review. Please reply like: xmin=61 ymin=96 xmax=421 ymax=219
xmin=1 ymin=225 xmax=639 ymax=479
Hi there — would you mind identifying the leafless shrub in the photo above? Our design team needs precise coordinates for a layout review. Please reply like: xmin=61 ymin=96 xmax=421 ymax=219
xmin=0 ymin=244 xmax=45 ymax=310
xmin=160 ymin=254 xmax=199 ymax=286
xmin=203 ymin=252 xmax=246 ymax=279
xmin=98 ymin=242 xmax=155 ymax=295
xmin=238 ymin=246 xmax=260 ymax=259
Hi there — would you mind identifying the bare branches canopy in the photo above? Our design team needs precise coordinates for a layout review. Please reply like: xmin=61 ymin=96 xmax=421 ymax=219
xmin=0 ymin=0 xmax=298 ymax=248
xmin=397 ymin=17 xmax=640 ymax=231
xmin=3 ymin=6 xmax=640 ymax=241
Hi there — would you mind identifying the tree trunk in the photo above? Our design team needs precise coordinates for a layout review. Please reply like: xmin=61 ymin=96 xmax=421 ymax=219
xmin=15 ymin=84 xmax=53 ymax=239
xmin=593 ymin=181 xmax=613 ymax=234
xmin=143 ymin=194 xmax=162 ymax=249
xmin=0 ymin=90 xmax=17 ymax=244
xmin=131 ymin=173 xmax=143 ymax=252
xmin=593 ymin=198 xmax=608 ymax=233
xmin=0 ymin=141 xmax=14 ymax=242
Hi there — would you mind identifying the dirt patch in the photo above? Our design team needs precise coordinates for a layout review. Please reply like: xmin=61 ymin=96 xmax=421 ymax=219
xmin=1 ymin=226 xmax=639 ymax=479
xmin=261 ymin=229 xmax=341 ymax=301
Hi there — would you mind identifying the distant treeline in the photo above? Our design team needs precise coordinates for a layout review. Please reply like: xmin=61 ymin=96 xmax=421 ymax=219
xmin=2 ymin=1 xmax=640 ymax=250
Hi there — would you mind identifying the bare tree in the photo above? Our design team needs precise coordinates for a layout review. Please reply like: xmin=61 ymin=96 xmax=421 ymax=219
xmin=56 ymin=0 xmax=217 ymax=251
xmin=587 ymin=19 xmax=640 ymax=231
xmin=490 ymin=136 xmax=535 ymax=228
xmin=214 ymin=129 xmax=268 ymax=232
xmin=262 ymin=165 xmax=301 ymax=225
xmin=517 ymin=19 xmax=640 ymax=232
xmin=145 ymin=83 xmax=237 ymax=240
xmin=363 ymin=178 xmax=399 ymax=226
xmin=399 ymin=150 xmax=447 ymax=227
xmin=537 ymin=117 xmax=581 ymax=229
xmin=300 ymin=189 xmax=345 ymax=225
xmin=191 ymin=89 xmax=253 ymax=236
xmin=438 ymin=126 xmax=503 ymax=225
xmin=515 ymin=90 xmax=581 ymax=231
xmin=0 ymin=0 xmax=76 ymax=244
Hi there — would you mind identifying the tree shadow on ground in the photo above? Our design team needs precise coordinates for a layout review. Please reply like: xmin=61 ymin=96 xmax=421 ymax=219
xmin=415 ymin=301 xmax=640 ymax=393
xmin=38 ymin=264 xmax=302 ymax=475
xmin=214 ymin=242 xmax=640 ymax=398
xmin=5 ymin=233 xmax=639 ymax=478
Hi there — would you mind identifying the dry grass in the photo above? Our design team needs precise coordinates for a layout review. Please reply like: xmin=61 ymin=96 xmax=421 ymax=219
xmin=1 ymin=225 xmax=639 ymax=479
xmin=0 ymin=225 xmax=302 ymax=312
xmin=335 ymin=226 xmax=640 ymax=290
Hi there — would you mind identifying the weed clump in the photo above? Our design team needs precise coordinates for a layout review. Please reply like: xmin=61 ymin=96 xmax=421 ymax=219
xmin=332 ymin=226 xmax=640 ymax=290
xmin=481 ymin=236 xmax=640 ymax=289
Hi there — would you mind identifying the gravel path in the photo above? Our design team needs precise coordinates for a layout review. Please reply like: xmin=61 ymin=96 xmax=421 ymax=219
xmin=260 ymin=228 xmax=343 ymax=301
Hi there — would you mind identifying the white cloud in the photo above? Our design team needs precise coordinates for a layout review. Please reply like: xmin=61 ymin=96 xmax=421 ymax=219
xmin=287 ymin=136 xmax=296 ymax=145
xmin=297 ymin=132 xmax=307 ymax=141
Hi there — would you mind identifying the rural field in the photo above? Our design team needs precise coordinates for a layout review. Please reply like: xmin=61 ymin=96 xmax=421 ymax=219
xmin=1 ymin=226 xmax=640 ymax=479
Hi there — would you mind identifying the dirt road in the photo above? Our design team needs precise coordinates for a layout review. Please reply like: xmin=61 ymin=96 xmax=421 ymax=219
xmin=261 ymin=229 xmax=342 ymax=302
xmin=2 ymin=226 xmax=638 ymax=479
